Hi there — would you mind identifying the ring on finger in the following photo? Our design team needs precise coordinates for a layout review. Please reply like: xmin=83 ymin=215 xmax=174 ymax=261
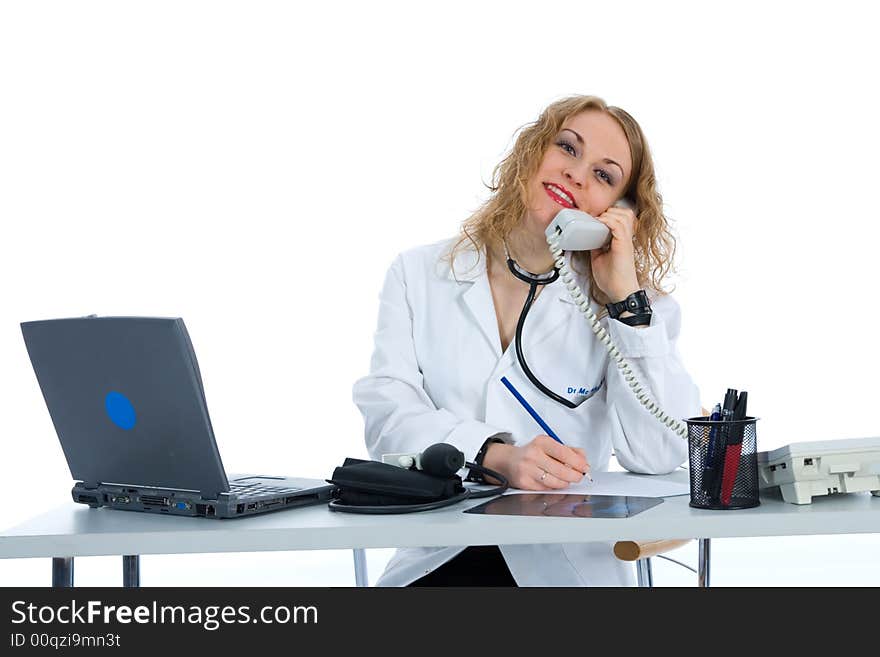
xmin=540 ymin=470 xmax=547 ymax=482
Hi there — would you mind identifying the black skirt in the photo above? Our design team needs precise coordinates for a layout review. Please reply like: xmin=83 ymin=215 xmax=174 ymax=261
xmin=407 ymin=545 xmax=517 ymax=587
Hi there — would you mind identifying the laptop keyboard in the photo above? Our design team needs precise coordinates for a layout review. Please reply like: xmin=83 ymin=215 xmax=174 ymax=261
xmin=229 ymin=482 xmax=304 ymax=498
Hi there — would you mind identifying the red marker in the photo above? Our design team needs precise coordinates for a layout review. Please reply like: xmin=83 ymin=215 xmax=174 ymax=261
xmin=720 ymin=391 xmax=748 ymax=506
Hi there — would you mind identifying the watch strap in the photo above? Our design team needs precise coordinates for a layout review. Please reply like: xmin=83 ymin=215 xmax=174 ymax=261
xmin=616 ymin=312 xmax=652 ymax=326
xmin=466 ymin=436 xmax=505 ymax=483
xmin=606 ymin=289 xmax=651 ymax=320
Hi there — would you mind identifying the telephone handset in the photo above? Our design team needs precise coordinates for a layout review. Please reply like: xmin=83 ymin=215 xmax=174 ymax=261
xmin=545 ymin=198 xmax=631 ymax=251
xmin=544 ymin=200 xmax=688 ymax=439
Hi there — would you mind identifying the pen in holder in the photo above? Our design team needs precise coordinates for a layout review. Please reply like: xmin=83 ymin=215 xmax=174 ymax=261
xmin=686 ymin=415 xmax=760 ymax=510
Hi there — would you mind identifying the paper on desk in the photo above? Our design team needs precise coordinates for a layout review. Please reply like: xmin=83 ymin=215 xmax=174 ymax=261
xmin=503 ymin=471 xmax=690 ymax=498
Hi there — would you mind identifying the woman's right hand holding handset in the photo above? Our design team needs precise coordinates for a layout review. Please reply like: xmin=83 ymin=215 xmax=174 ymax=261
xmin=482 ymin=435 xmax=590 ymax=490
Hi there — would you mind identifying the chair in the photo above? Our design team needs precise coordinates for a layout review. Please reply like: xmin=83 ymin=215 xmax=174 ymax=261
xmin=613 ymin=538 xmax=711 ymax=587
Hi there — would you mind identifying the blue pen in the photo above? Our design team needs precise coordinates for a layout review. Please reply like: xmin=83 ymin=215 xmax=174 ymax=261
xmin=707 ymin=403 xmax=722 ymax=459
xmin=500 ymin=376 xmax=593 ymax=482
xmin=701 ymin=403 xmax=722 ymax=495
xmin=500 ymin=376 xmax=562 ymax=443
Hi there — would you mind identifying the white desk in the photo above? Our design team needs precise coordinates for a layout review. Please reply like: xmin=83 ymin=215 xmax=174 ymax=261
xmin=2 ymin=471 xmax=878 ymax=587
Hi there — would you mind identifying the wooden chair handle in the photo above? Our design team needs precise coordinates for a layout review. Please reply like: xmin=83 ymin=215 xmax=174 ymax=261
xmin=611 ymin=407 xmax=705 ymax=564
xmin=613 ymin=539 xmax=691 ymax=561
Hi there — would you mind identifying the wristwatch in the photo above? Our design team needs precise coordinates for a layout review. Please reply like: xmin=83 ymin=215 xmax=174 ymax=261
xmin=606 ymin=290 xmax=652 ymax=327
xmin=466 ymin=435 xmax=506 ymax=483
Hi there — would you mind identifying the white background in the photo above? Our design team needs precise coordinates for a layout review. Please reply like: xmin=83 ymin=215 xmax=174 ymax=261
xmin=2 ymin=1 xmax=878 ymax=586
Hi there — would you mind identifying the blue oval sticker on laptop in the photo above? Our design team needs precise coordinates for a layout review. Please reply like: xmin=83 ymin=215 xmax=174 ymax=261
xmin=105 ymin=391 xmax=136 ymax=430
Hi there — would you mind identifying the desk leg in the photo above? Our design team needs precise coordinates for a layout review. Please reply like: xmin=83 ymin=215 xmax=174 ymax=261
xmin=636 ymin=558 xmax=653 ymax=587
xmin=698 ymin=538 xmax=710 ymax=588
xmin=123 ymin=555 xmax=140 ymax=587
xmin=352 ymin=549 xmax=368 ymax=587
xmin=52 ymin=557 xmax=74 ymax=588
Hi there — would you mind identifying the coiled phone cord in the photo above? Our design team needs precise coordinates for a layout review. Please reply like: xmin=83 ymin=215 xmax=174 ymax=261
xmin=545 ymin=232 xmax=688 ymax=440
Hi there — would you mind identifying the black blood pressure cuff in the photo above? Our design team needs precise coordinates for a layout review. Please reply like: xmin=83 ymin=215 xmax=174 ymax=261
xmin=327 ymin=458 xmax=465 ymax=506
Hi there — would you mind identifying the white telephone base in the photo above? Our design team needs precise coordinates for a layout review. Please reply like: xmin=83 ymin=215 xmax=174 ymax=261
xmin=757 ymin=436 xmax=880 ymax=504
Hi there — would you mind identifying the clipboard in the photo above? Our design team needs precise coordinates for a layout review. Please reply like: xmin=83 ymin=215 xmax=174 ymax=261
xmin=463 ymin=493 xmax=663 ymax=518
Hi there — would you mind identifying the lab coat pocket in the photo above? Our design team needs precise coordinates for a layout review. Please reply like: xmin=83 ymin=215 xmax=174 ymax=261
xmin=546 ymin=389 xmax=611 ymax=470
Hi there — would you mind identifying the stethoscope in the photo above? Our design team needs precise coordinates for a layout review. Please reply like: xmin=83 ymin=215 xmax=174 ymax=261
xmin=503 ymin=239 xmax=581 ymax=410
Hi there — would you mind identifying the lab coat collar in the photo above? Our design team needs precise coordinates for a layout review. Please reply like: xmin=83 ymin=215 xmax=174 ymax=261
xmin=444 ymin=243 xmax=486 ymax=282
xmin=445 ymin=243 xmax=582 ymax=304
xmin=447 ymin=243 xmax=580 ymax=359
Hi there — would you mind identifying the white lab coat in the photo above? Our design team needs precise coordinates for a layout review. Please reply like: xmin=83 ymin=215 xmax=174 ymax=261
xmin=352 ymin=238 xmax=701 ymax=586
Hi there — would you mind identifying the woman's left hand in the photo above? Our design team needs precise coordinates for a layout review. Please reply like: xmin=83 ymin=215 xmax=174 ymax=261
xmin=590 ymin=204 xmax=641 ymax=302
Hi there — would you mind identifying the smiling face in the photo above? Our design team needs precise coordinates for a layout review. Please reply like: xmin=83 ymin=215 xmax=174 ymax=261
xmin=523 ymin=110 xmax=633 ymax=234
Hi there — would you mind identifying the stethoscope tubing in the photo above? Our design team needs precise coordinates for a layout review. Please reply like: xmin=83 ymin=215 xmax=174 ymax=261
xmin=506 ymin=257 xmax=577 ymax=409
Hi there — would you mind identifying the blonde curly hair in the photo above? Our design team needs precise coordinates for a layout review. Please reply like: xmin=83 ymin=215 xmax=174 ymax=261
xmin=452 ymin=95 xmax=676 ymax=306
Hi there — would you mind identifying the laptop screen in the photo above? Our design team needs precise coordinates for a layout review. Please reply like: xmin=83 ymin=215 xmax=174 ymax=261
xmin=21 ymin=317 xmax=230 ymax=497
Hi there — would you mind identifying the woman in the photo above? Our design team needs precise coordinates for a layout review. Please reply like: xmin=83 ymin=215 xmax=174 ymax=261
xmin=353 ymin=95 xmax=701 ymax=586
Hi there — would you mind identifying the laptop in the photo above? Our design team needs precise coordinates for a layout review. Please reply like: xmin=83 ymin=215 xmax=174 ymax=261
xmin=20 ymin=316 xmax=335 ymax=518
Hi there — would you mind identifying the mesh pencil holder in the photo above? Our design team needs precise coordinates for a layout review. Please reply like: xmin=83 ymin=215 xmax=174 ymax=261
xmin=686 ymin=416 xmax=760 ymax=510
